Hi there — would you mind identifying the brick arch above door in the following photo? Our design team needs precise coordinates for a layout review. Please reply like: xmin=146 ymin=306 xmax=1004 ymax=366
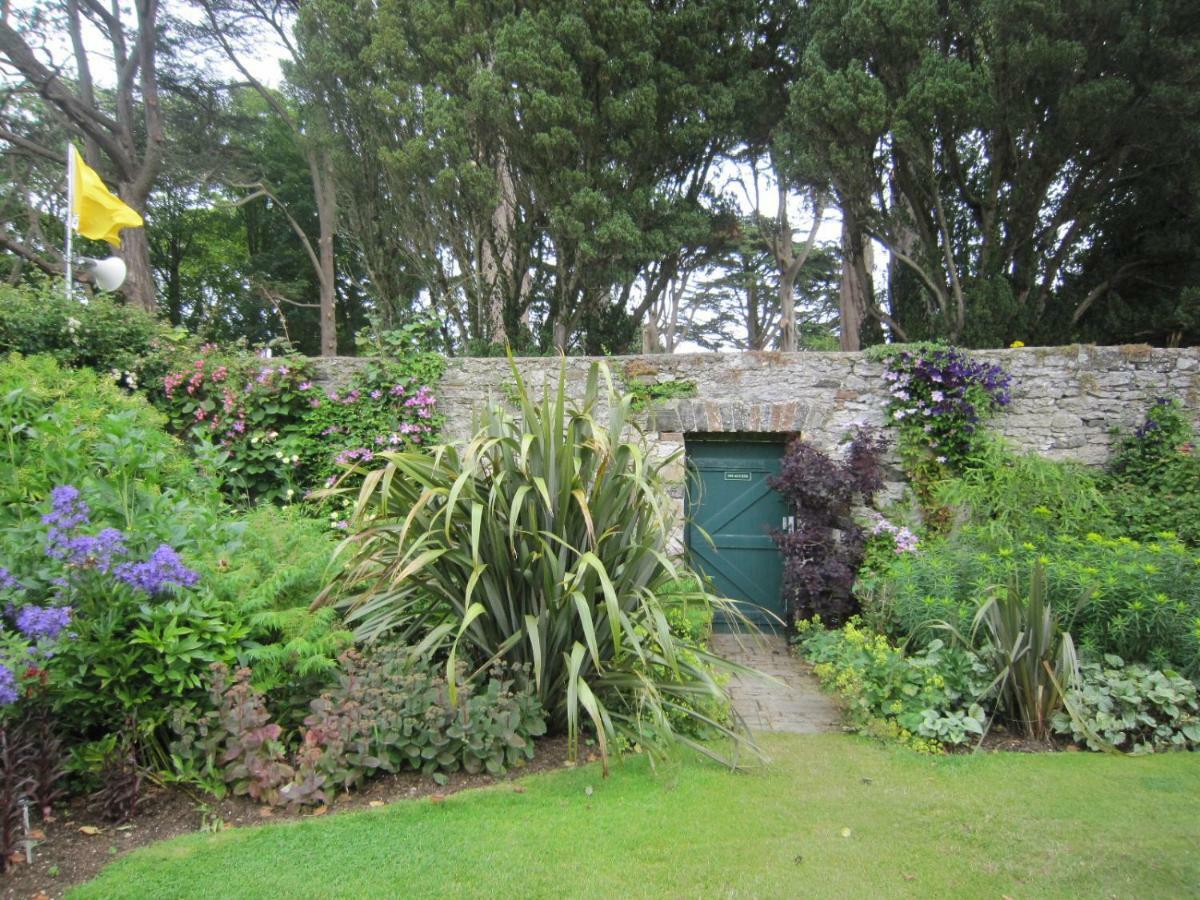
xmin=644 ymin=399 xmax=829 ymax=435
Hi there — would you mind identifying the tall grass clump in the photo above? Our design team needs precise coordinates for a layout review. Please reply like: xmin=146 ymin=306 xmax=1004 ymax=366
xmin=317 ymin=359 xmax=752 ymax=767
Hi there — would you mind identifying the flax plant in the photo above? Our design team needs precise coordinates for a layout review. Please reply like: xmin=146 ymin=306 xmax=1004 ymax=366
xmin=316 ymin=359 xmax=756 ymax=767
xmin=945 ymin=561 xmax=1084 ymax=740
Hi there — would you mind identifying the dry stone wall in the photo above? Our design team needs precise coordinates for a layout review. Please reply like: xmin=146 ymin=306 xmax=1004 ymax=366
xmin=312 ymin=345 xmax=1200 ymax=547
xmin=314 ymin=344 xmax=1200 ymax=462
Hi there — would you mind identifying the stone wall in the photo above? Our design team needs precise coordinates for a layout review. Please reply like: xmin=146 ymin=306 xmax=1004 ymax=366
xmin=313 ymin=345 xmax=1200 ymax=469
xmin=311 ymin=345 xmax=1200 ymax=546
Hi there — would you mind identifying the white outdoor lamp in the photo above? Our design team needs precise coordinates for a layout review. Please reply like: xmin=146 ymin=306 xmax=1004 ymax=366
xmin=79 ymin=256 xmax=128 ymax=292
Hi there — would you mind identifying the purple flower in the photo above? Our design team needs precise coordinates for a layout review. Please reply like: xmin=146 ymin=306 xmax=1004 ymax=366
xmin=370 ymin=389 xmax=382 ymax=400
xmin=299 ymin=381 xmax=313 ymax=391
xmin=0 ymin=663 xmax=16 ymax=706
xmin=43 ymin=486 xmax=90 ymax=550
xmin=55 ymin=527 xmax=127 ymax=572
xmin=115 ymin=545 xmax=199 ymax=595
xmin=16 ymin=605 xmax=72 ymax=640
xmin=0 ymin=568 xmax=21 ymax=593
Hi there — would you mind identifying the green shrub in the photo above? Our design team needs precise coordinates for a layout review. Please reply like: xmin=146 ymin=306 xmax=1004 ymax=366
xmin=195 ymin=506 xmax=351 ymax=722
xmin=318 ymin=359 xmax=749 ymax=767
xmin=864 ymin=529 xmax=1200 ymax=677
xmin=172 ymin=649 xmax=546 ymax=805
xmin=0 ymin=357 xmax=347 ymax=767
xmin=1104 ymin=398 xmax=1200 ymax=546
xmin=294 ymin=358 xmax=444 ymax=491
xmin=0 ymin=354 xmax=221 ymax=521
xmin=0 ymin=279 xmax=181 ymax=383
xmin=1052 ymin=656 xmax=1200 ymax=753
xmin=154 ymin=348 xmax=444 ymax=505
xmin=935 ymin=438 xmax=1113 ymax=542
xmin=797 ymin=618 xmax=991 ymax=751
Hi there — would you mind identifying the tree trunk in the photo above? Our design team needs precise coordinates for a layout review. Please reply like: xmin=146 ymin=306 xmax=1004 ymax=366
xmin=485 ymin=148 xmax=516 ymax=347
xmin=117 ymin=223 xmax=156 ymax=313
xmin=779 ymin=266 xmax=797 ymax=352
xmin=641 ymin=317 xmax=660 ymax=353
xmin=838 ymin=215 xmax=871 ymax=351
xmin=315 ymin=150 xmax=338 ymax=356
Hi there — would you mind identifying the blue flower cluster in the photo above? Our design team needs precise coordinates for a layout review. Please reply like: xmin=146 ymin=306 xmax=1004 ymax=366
xmin=114 ymin=545 xmax=200 ymax=595
xmin=0 ymin=485 xmax=204 ymax=707
xmin=39 ymin=484 xmax=199 ymax=596
xmin=14 ymin=604 xmax=72 ymax=641
xmin=0 ymin=664 xmax=15 ymax=706
xmin=884 ymin=347 xmax=1012 ymax=469
xmin=0 ymin=567 xmax=20 ymax=592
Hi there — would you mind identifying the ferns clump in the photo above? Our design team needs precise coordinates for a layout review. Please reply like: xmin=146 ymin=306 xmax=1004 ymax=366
xmin=199 ymin=507 xmax=351 ymax=707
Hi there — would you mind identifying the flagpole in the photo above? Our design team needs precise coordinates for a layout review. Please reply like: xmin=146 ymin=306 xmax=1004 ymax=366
xmin=64 ymin=143 xmax=73 ymax=302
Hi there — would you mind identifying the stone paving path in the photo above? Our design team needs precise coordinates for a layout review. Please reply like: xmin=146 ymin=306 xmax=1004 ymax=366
xmin=710 ymin=632 xmax=842 ymax=733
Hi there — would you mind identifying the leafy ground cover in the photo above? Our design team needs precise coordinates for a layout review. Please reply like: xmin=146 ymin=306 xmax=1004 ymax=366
xmin=72 ymin=733 xmax=1200 ymax=899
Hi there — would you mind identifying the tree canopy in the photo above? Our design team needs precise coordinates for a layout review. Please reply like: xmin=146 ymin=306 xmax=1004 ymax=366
xmin=0 ymin=0 xmax=1196 ymax=353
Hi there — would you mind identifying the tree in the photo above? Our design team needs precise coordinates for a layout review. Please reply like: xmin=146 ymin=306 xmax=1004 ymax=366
xmin=294 ymin=0 xmax=757 ymax=353
xmin=0 ymin=0 xmax=165 ymax=311
xmin=191 ymin=0 xmax=342 ymax=355
xmin=784 ymin=0 xmax=1200 ymax=346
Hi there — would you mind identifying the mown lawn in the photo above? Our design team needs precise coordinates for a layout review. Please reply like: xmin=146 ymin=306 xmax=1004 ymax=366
xmin=73 ymin=733 xmax=1199 ymax=899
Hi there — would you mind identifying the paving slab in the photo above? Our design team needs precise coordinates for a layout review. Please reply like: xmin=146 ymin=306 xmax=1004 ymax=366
xmin=710 ymin=632 xmax=842 ymax=734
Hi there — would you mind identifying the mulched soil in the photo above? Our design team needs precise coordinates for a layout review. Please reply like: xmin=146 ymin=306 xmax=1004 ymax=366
xmin=2 ymin=736 xmax=572 ymax=900
xmin=974 ymin=727 xmax=1071 ymax=754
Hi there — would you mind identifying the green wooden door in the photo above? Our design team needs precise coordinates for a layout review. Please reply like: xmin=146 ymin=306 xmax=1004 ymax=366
xmin=685 ymin=440 xmax=787 ymax=628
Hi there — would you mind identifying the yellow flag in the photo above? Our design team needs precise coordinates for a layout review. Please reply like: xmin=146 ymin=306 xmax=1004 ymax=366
xmin=70 ymin=146 xmax=143 ymax=247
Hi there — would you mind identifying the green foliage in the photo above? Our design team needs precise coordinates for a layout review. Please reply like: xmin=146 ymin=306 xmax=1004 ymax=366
xmin=302 ymin=646 xmax=546 ymax=790
xmin=1052 ymin=656 xmax=1200 ymax=754
xmin=949 ymin=562 xmax=1082 ymax=741
xmin=171 ymin=664 xmax=295 ymax=806
xmin=785 ymin=0 xmax=1200 ymax=346
xmin=0 ymin=280 xmax=181 ymax=383
xmin=1104 ymin=398 xmax=1200 ymax=546
xmin=155 ymin=346 xmax=443 ymax=505
xmin=319 ymin=359 xmax=751 ymax=767
xmin=624 ymin=378 xmax=698 ymax=412
xmin=796 ymin=618 xmax=989 ymax=751
xmin=0 ymin=355 xmax=348 ymax=769
xmin=51 ymin=591 xmax=249 ymax=745
xmin=194 ymin=506 xmax=351 ymax=719
xmin=295 ymin=359 xmax=444 ymax=490
xmin=864 ymin=529 xmax=1200 ymax=677
xmin=294 ymin=0 xmax=759 ymax=351
xmin=935 ymin=438 xmax=1113 ymax=543
xmin=172 ymin=649 xmax=546 ymax=806
xmin=880 ymin=348 xmax=1012 ymax=497
xmin=0 ymin=354 xmax=225 ymax=542
xmin=156 ymin=348 xmax=319 ymax=504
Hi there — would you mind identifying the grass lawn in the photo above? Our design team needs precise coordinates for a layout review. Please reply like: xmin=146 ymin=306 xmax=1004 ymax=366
xmin=72 ymin=733 xmax=1199 ymax=899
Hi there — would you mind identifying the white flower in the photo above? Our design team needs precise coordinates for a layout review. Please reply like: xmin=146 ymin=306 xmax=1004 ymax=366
xmin=66 ymin=317 xmax=81 ymax=331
